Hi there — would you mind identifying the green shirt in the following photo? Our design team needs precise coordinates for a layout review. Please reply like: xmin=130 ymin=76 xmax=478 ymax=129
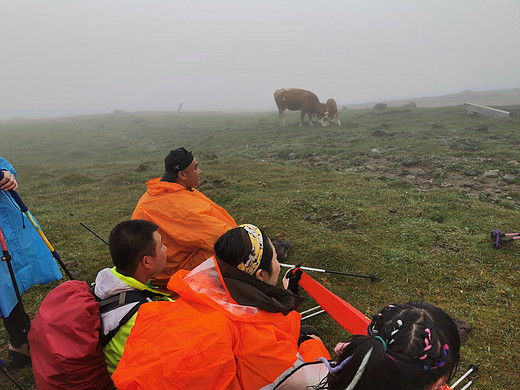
xmin=102 ymin=268 xmax=172 ymax=377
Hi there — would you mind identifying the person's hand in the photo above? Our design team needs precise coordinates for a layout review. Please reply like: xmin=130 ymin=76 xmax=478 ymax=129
xmin=283 ymin=266 xmax=302 ymax=294
xmin=0 ymin=170 xmax=18 ymax=191
xmin=298 ymin=325 xmax=323 ymax=346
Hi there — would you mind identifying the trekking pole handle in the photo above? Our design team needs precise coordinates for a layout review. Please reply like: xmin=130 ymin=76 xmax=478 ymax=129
xmin=1 ymin=170 xmax=29 ymax=212
xmin=279 ymin=263 xmax=379 ymax=282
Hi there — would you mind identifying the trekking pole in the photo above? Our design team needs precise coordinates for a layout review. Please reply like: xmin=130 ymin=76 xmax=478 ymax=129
xmin=80 ymin=222 xmax=109 ymax=246
xmin=491 ymin=230 xmax=520 ymax=249
xmin=0 ymin=171 xmax=73 ymax=279
xmin=300 ymin=306 xmax=322 ymax=316
xmin=0 ymin=226 xmax=25 ymax=313
xmin=459 ymin=376 xmax=478 ymax=390
xmin=450 ymin=363 xmax=479 ymax=389
xmin=280 ymin=263 xmax=379 ymax=282
xmin=0 ymin=358 xmax=27 ymax=390
xmin=301 ymin=306 xmax=326 ymax=321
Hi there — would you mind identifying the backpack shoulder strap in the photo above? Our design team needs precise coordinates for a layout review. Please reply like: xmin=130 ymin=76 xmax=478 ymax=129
xmin=98 ymin=290 xmax=155 ymax=313
xmin=99 ymin=301 xmax=144 ymax=347
xmin=96 ymin=289 xmax=155 ymax=347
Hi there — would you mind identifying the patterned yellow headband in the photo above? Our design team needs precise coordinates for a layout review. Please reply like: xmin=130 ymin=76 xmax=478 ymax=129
xmin=237 ymin=224 xmax=264 ymax=276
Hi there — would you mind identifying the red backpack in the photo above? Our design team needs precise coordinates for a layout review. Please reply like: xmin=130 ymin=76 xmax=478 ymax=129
xmin=29 ymin=280 xmax=150 ymax=390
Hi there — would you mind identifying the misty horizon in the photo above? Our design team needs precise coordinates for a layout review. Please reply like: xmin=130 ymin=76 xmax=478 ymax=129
xmin=2 ymin=1 xmax=519 ymax=120
xmin=3 ymin=86 xmax=520 ymax=122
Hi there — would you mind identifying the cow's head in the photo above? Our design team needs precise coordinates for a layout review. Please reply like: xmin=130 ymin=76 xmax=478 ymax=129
xmin=316 ymin=111 xmax=331 ymax=127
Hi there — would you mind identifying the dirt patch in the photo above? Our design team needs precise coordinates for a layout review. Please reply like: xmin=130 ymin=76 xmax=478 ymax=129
xmin=344 ymin=156 xmax=520 ymax=207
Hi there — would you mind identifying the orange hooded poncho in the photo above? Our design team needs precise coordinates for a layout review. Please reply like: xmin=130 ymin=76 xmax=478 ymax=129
xmin=132 ymin=178 xmax=237 ymax=291
xmin=113 ymin=258 xmax=330 ymax=389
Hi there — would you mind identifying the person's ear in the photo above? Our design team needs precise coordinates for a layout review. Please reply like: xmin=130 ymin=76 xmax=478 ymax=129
xmin=255 ymin=268 xmax=268 ymax=283
xmin=175 ymin=170 xmax=186 ymax=185
xmin=141 ymin=255 xmax=152 ymax=270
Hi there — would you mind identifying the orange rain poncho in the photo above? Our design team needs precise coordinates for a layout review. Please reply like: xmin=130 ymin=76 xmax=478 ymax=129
xmin=113 ymin=258 xmax=330 ymax=390
xmin=132 ymin=178 xmax=237 ymax=292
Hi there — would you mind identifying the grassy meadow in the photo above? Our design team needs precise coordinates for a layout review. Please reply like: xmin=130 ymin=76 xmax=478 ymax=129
xmin=1 ymin=105 xmax=519 ymax=389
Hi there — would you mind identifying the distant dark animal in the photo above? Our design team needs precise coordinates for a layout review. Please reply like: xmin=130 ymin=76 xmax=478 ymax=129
xmin=326 ymin=98 xmax=341 ymax=125
xmin=274 ymin=88 xmax=330 ymax=127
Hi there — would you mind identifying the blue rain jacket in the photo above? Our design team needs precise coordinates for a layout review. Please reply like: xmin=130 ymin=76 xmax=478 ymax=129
xmin=0 ymin=156 xmax=62 ymax=318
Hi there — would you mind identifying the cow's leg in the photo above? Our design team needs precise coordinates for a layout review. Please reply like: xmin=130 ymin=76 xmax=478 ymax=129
xmin=279 ymin=110 xmax=286 ymax=127
xmin=299 ymin=110 xmax=305 ymax=126
xmin=308 ymin=112 xmax=315 ymax=126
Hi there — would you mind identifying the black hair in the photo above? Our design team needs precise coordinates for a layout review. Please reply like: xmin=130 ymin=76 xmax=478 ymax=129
xmin=319 ymin=301 xmax=460 ymax=390
xmin=109 ymin=219 xmax=159 ymax=276
xmin=214 ymin=226 xmax=274 ymax=274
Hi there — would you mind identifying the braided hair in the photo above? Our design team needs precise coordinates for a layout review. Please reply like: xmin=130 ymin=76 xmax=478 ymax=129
xmin=319 ymin=301 xmax=460 ymax=390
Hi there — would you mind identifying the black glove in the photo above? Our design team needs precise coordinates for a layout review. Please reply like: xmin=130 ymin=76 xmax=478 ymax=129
xmin=283 ymin=265 xmax=302 ymax=295
xmin=298 ymin=325 xmax=319 ymax=346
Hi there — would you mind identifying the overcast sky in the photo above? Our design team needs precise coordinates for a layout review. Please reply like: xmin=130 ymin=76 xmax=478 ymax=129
xmin=1 ymin=0 xmax=519 ymax=119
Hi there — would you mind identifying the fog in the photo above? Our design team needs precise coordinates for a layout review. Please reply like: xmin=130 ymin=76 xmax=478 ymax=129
xmin=1 ymin=0 xmax=519 ymax=119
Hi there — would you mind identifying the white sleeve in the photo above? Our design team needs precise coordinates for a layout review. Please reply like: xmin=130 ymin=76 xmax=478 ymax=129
xmin=275 ymin=362 xmax=329 ymax=390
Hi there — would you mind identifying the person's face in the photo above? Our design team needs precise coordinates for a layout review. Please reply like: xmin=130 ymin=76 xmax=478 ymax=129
xmin=179 ymin=158 xmax=201 ymax=188
xmin=255 ymin=240 xmax=280 ymax=286
xmin=148 ymin=231 xmax=167 ymax=277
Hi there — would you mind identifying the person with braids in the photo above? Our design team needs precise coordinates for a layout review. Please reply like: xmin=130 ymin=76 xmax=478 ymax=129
xmin=314 ymin=301 xmax=460 ymax=390
xmin=112 ymin=224 xmax=329 ymax=390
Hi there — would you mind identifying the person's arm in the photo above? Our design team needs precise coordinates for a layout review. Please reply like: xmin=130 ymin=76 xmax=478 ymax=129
xmin=0 ymin=156 xmax=18 ymax=191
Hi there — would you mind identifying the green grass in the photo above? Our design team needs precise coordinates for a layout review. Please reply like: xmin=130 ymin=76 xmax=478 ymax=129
xmin=1 ymin=106 xmax=519 ymax=389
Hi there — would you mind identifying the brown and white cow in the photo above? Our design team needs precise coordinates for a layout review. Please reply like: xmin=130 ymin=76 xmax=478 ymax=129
xmin=326 ymin=98 xmax=341 ymax=125
xmin=274 ymin=88 xmax=330 ymax=127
